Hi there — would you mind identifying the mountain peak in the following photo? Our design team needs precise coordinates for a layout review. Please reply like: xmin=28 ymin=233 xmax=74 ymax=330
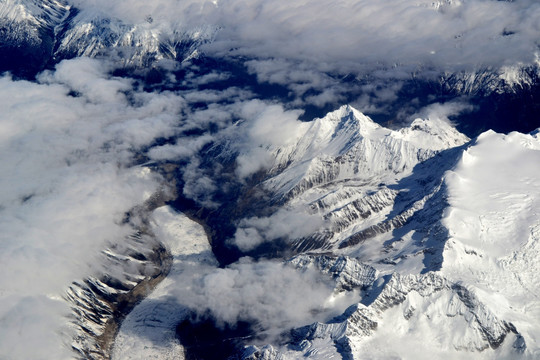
xmin=265 ymin=105 xmax=469 ymax=199
xmin=321 ymin=105 xmax=380 ymax=135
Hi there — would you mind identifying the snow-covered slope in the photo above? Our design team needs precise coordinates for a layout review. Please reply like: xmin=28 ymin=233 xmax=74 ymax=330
xmin=0 ymin=0 xmax=69 ymax=41
xmin=231 ymin=105 xmax=469 ymax=255
xmin=238 ymin=116 xmax=540 ymax=359
xmin=54 ymin=10 xmax=214 ymax=68
xmin=440 ymin=130 xmax=540 ymax=357
xmin=257 ymin=272 xmax=524 ymax=359
xmin=112 ymin=206 xmax=218 ymax=360
xmin=0 ymin=0 xmax=69 ymax=75
xmin=265 ymin=105 xmax=468 ymax=198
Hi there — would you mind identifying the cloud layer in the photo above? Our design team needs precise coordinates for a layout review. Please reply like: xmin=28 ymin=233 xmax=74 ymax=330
xmin=63 ymin=0 xmax=540 ymax=120
xmin=0 ymin=56 xmax=313 ymax=358
xmin=0 ymin=58 xmax=185 ymax=359
xmin=168 ymin=258 xmax=356 ymax=341
xmin=71 ymin=0 xmax=540 ymax=73
xmin=232 ymin=209 xmax=325 ymax=252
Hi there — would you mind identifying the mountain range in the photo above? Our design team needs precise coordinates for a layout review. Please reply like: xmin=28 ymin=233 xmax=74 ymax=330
xmin=1 ymin=1 xmax=540 ymax=359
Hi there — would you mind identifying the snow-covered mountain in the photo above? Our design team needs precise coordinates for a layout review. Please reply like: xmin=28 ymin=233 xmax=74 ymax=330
xmin=0 ymin=0 xmax=68 ymax=75
xmin=0 ymin=0 xmax=213 ymax=76
xmin=2 ymin=1 xmax=540 ymax=359
xmin=235 ymin=110 xmax=540 ymax=359
xmin=53 ymin=102 xmax=540 ymax=360
xmin=54 ymin=10 xmax=214 ymax=68
xmin=226 ymin=105 xmax=468 ymax=257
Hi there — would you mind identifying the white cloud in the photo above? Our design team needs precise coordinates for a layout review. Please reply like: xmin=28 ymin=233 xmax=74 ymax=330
xmin=0 ymin=295 xmax=70 ymax=360
xmin=64 ymin=0 xmax=540 ymax=114
xmin=69 ymin=0 xmax=540 ymax=75
xmin=231 ymin=208 xmax=326 ymax=251
xmin=235 ymin=147 xmax=274 ymax=179
xmin=242 ymin=101 xmax=305 ymax=147
xmin=233 ymin=227 xmax=266 ymax=252
xmin=169 ymin=258 xmax=353 ymax=340
xmin=244 ymin=59 xmax=342 ymax=101
xmin=37 ymin=57 xmax=131 ymax=104
xmin=0 ymin=58 xmax=186 ymax=359
xmin=148 ymin=134 xmax=215 ymax=161
xmin=207 ymin=0 xmax=540 ymax=72
xmin=234 ymin=100 xmax=307 ymax=178
xmin=413 ymin=100 xmax=474 ymax=125
xmin=181 ymin=158 xmax=220 ymax=209
xmin=69 ymin=0 xmax=214 ymax=26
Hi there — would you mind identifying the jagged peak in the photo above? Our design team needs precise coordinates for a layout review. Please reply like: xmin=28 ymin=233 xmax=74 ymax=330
xmin=0 ymin=0 xmax=69 ymax=28
xmin=315 ymin=105 xmax=381 ymax=136
xmin=285 ymin=105 xmax=383 ymax=161
xmin=312 ymin=105 xmax=468 ymax=151
xmin=265 ymin=103 xmax=469 ymax=199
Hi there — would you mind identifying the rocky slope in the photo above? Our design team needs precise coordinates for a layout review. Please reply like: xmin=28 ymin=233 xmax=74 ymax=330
xmin=236 ymin=110 xmax=540 ymax=359
xmin=0 ymin=0 xmax=213 ymax=77
xmin=230 ymin=105 xmax=468 ymax=257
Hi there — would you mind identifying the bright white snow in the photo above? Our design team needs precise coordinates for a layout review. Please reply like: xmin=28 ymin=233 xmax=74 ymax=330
xmin=442 ymin=130 xmax=540 ymax=357
xmin=236 ymin=114 xmax=540 ymax=359
xmin=112 ymin=206 xmax=218 ymax=360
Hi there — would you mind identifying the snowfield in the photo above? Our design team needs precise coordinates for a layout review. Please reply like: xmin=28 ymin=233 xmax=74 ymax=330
xmin=112 ymin=206 xmax=218 ymax=360
xmin=442 ymin=130 xmax=540 ymax=358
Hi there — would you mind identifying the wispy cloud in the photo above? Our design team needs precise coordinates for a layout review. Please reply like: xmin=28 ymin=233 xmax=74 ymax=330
xmin=70 ymin=0 xmax=540 ymax=71
xmin=168 ymin=257 xmax=355 ymax=340
xmin=0 ymin=57 xmax=185 ymax=358
xmin=3 ymin=1 xmax=540 ymax=358
xmin=66 ymin=0 xmax=540 ymax=113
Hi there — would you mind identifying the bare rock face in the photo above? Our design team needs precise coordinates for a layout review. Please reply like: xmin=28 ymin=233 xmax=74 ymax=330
xmin=67 ymin=231 xmax=170 ymax=360
xmin=288 ymin=254 xmax=377 ymax=292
